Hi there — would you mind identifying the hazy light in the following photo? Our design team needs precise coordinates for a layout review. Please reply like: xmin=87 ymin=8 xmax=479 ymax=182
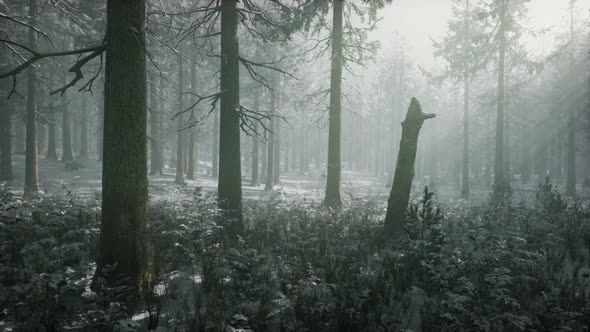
xmin=373 ymin=0 xmax=590 ymax=69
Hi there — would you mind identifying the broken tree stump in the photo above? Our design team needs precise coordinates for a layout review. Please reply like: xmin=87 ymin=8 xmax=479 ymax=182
xmin=383 ymin=97 xmax=436 ymax=238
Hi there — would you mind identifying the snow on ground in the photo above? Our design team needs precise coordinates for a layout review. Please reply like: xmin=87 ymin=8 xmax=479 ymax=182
xmin=7 ymin=154 xmax=586 ymax=206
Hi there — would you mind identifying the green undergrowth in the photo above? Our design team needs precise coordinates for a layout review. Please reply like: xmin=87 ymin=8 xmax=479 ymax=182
xmin=0 ymin=179 xmax=589 ymax=331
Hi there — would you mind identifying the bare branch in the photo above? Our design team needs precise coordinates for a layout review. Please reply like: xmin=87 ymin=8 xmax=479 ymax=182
xmin=239 ymin=56 xmax=297 ymax=91
xmin=50 ymin=47 xmax=106 ymax=95
xmin=0 ymin=12 xmax=52 ymax=42
xmin=0 ymin=43 xmax=106 ymax=98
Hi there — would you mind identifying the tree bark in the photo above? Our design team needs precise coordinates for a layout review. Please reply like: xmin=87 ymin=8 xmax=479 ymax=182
xmin=46 ymin=112 xmax=57 ymax=160
xmin=494 ymin=0 xmax=508 ymax=197
xmin=24 ymin=0 xmax=39 ymax=199
xmin=273 ymin=121 xmax=280 ymax=184
xmin=218 ymin=0 xmax=243 ymax=234
xmin=250 ymin=91 xmax=260 ymax=186
xmin=187 ymin=59 xmax=197 ymax=180
xmin=79 ymin=92 xmax=89 ymax=158
xmin=549 ymin=137 xmax=562 ymax=183
xmin=504 ymin=74 xmax=511 ymax=183
xmin=37 ymin=120 xmax=46 ymax=157
xmin=299 ymin=127 xmax=307 ymax=174
xmin=61 ymin=70 xmax=74 ymax=162
xmin=265 ymin=89 xmax=276 ymax=192
xmin=520 ymin=111 xmax=530 ymax=185
xmin=187 ymin=130 xmax=196 ymax=179
xmin=273 ymin=82 xmax=281 ymax=185
xmin=0 ymin=47 xmax=12 ymax=180
xmin=284 ymin=131 xmax=290 ymax=174
xmin=149 ymin=76 xmax=163 ymax=175
xmin=61 ymin=92 xmax=74 ymax=161
xmin=0 ymin=91 xmax=12 ymax=181
xmin=290 ymin=129 xmax=297 ymax=171
xmin=175 ymin=55 xmax=185 ymax=185
xmin=73 ymin=105 xmax=80 ymax=155
xmin=97 ymin=70 xmax=104 ymax=162
xmin=212 ymin=108 xmax=219 ymax=178
xmin=157 ymin=80 xmax=165 ymax=170
xmin=324 ymin=0 xmax=344 ymax=207
xmin=242 ymin=132 xmax=249 ymax=176
xmin=566 ymin=1 xmax=576 ymax=196
xmin=566 ymin=105 xmax=576 ymax=195
xmin=383 ymin=98 xmax=435 ymax=237
xmin=184 ymin=130 xmax=189 ymax=175
xmin=460 ymin=0 xmax=471 ymax=197
xmin=461 ymin=72 xmax=470 ymax=197
xmin=95 ymin=0 xmax=149 ymax=291
xmin=15 ymin=122 xmax=25 ymax=154
xmin=261 ymin=132 xmax=267 ymax=180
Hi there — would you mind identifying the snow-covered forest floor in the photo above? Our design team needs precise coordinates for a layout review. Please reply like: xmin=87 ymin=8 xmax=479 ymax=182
xmin=10 ymin=154 xmax=584 ymax=205
xmin=2 ymin=155 xmax=590 ymax=331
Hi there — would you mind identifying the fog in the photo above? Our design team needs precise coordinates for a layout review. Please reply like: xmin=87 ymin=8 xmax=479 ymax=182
xmin=0 ymin=0 xmax=589 ymax=330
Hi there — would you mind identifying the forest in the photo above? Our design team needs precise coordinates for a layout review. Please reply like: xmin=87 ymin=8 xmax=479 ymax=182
xmin=0 ymin=0 xmax=589 ymax=331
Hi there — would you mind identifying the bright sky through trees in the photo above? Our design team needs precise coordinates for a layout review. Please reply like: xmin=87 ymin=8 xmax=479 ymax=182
xmin=374 ymin=0 xmax=590 ymax=69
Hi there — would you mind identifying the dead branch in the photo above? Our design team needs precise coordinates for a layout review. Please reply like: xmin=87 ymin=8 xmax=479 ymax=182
xmin=0 ymin=42 xmax=106 ymax=98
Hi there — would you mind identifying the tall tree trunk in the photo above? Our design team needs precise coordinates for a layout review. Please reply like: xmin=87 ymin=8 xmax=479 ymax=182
xmin=46 ymin=112 xmax=57 ymax=160
xmin=95 ymin=0 xmax=149 ymax=291
xmin=265 ymin=87 xmax=276 ymax=192
xmin=494 ymin=0 xmax=507 ymax=197
xmin=250 ymin=91 xmax=260 ymax=186
xmin=291 ymin=129 xmax=297 ymax=171
xmin=15 ymin=122 xmax=25 ymax=154
xmin=324 ymin=0 xmax=344 ymax=207
xmin=284 ymin=131 xmax=289 ymax=174
xmin=242 ymin=132 xmax=249 ymax=176
xmin=251 ymin=129 xmax=259 ymax=186
xmin=61 ymin=69 xmax=74 ymax=162
xmin=461 ymin=73 xmax=470 ymax=197
xmin=533 ymin=142 xmax=547 ymax=180
xmin=79 ymin=92 xmax=89 ymax=158
xmin=24 ymin=0 xmax=39 ymax=199
xmin=504 ymin=75 xmax=511 ymax=183
xmin=187 ymin=128 xmax=196 ymax=179
xmin=97 ymin=71 xmax=104 ymax=161
xmin=149 ymin=77 xmax=162 ymax=175
xmin=184 ymin=131 xmax=189 ymax=175
xmin=175 ymin=55 xmax=185 ymax=185
xmin=212 ymin=108 xmax=219 ymax=178
xmin=37 ymin=120 xmax=46 ymax=157
xmin=549 ymin=137 xmax=562 ymax=183
xmin=520 ymin=112 xmax=530 ymax=185
xmin=299 ymin=127 xmax=307 ymax=174
xmin=261 ymin=132 xmax=267 ymax=180
xmin=61 ymin=88 xmax=74 ymax=162
xmin=314 ymin=128 xmax=325 ymax=169
xmin=187 ymin=59 xmax=197 ymax=180
xmin=73 ymin=106 xmax=80 ymax=155
xmin=461 ymin=1 xmax=471 ymax=196
xmin=566 ymin=108 xmax=576 ymax=195
xmin=158 ymin=81 xmax=165 ymax=170
xmin=0 ymin=91 xmax=12 ymax=181
xmin=218 ymin=0 xmax=243 ymax=233
xmin=373 ymin=118 xmax=380 ymax=178
xmin=0 ymin=45 xmax=12 ymax=180
xmin=383 ymin=98 xmax=435 ymax=237
xmin=566 ymin=1 xmax=576 ymax=196
xmin=273 ymin=87 xmax=281 ymax=185
xmin=453 ymin=157 xmax=461 ymax=191
xmin=485 ymin=136 xmax=492 ymax=188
